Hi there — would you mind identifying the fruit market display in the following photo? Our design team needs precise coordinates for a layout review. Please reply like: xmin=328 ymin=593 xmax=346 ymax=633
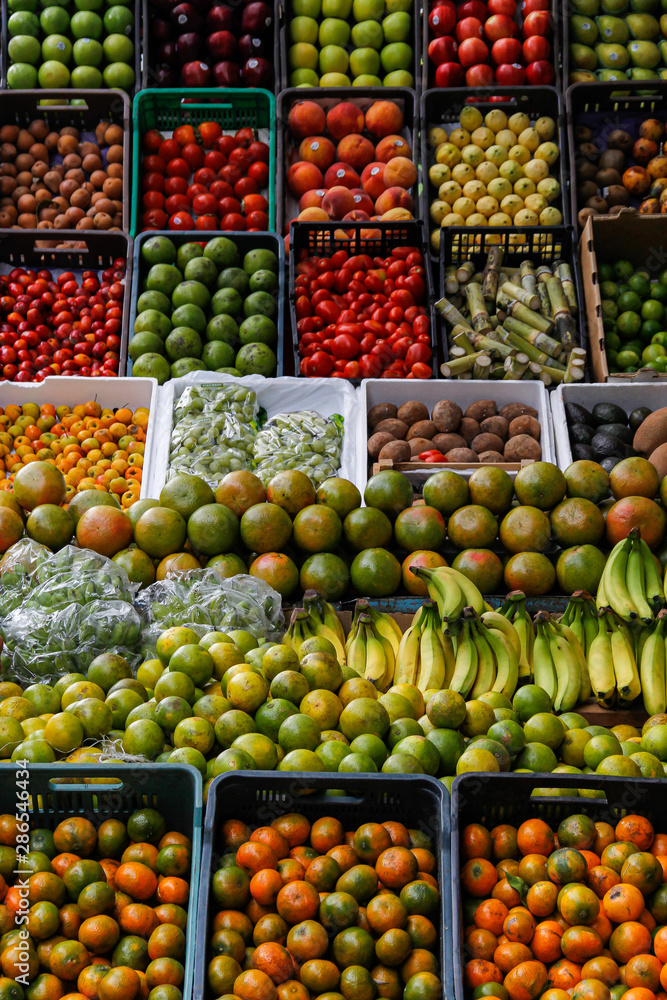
xmin=0 ymin=117 xmax=126 ymax=232
xmin=367 ymin=397 xmax=543 ymax=466
xmin=131 ymin=235 xmax=279 ymax=383
xmin=436 ymin=249 xmax=583 ymax=383
xmin=284 ymin=98 xmax=418 ymax=229
xmin=139 ymin=123 xmax=270 ymax=234
xmin=6 ymin=0 xmax=135 ymax=90
xmin=426 ymin=104 xmax=563 ymax=252
xmin=569 ymin=0 xmax=667 ymax=83
xmin=294 ymin=242 xmax=433 ymax=379
xmin=427 ymin=0 xmax=555 ymax=88
xmin=564 ymin=400 xmax=666 ymax=470
xmin=0 ymin=807 xmax=192 ymax=1000
xmin=459 ymin=808 xmax=667 ymax=1000
xmin=0 ymin=261 xmax=125 ymax=381
xmin=594 ymin=259 xmax=667 ymax=376
xmin=207 ymin=811 xmax=442 ymax=1000
xmin=287 ymin=0 xmax=416 ymax=88
xmin=144 ymin=0 xmax=275 ymax=89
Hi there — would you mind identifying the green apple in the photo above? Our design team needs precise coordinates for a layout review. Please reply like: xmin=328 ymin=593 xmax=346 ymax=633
xmin=290 ymin=68 xmax=320 ymax=85
xmin=38 ymin=60 xmax=70 ymax=85
xmin=290 ymin=14 xmax=318 ymax=42
xmin=383 ymin=10 xmax=411 ymax=40
xmin=383 ymin=69 xmax=413 ymax=85
xmin=75 ymin=0 xmax=104 ymax=10
xmin=71 ymin=64 xmax=103 ymax=86
xmin=8 ymin=0 xmax=39 ymax=12
xmin=73 ymin=37 xmax=103 ymax=64
xmin=71 ymin=10 xmax=103 ymax=36
xmin=8 ymin=10 xmax=39 ymax=34
xmin=319 ymin=43 xmax=349 ymax=73
xmin=103 ymin=62 xmax=135 ymax=88
xmin=353 ymin=0 xmax=384 ymax=19
xmin=7 ymin=62 xmax=38 ymax=86
xmin=8 ymin=34 xmax=40 ymax=61
xmin=289 ymin=41 xmax=318 ymax=69
xmin=319 ymin=16 xmax=350 ymax=44
xmin=103 ymin=5 xmax=133 ymax=32
xmin=351 ymin=19 xmax=384 ymax=46
xmin=385 ymin=0 xmax=412 ymax=10
xmin=320 ymin=71 xmax=351 ymax=85
xmin=293 ymin=0 xmax=320 ymax=15
xmin=353 ymin=73 xmax=383 ymax=84
xmin=40 ymin=6 xmax=70 ymax=32
xmin=380 ymin=40 xmax=412 ymax=69
xmin=350 ymin=46 xmax=381 ymax=75
xmin=103 ymin=32 xmax=134 ymax=61
xmin=322 ymin=0 xmax=351 ymax=15
xmin=42 ymin=34 xmax=73 ymax=63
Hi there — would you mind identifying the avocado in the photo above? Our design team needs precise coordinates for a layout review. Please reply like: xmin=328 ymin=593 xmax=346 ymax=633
xmin=596 ymin=422 xmax=633 ymax=444
xmin=591 ymin=401 xmax=628 ymax=426
xmin=565 ymin=402 xmax=594 ymax=425
xmin=592 ymin=431 xmax=633 ymax=458
xmin=600 ymin=455 xmax=623 ymax=472
xmin=629 ymin=406 xmax=652 ymax=431
xmin=569 ymin=423 xmax=596 ymax=445
xmin=572 ymin=444 xmax=596 ymax=461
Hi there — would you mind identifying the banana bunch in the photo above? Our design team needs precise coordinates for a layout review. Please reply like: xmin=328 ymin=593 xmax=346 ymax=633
xmin=639 ymin=611 xmax=667 ymax=716
xmin=597 ymin=527 xmax=664 ymax=624
xmin=532 ymin=611 xmax=589 ymax=712
xmin=443 ymin=607 xmax=519 ymax=700
xmin=587 ymin=609 xmax=642 ymax=709
xmin=303 ymin=590 xmax=347 ymax=661
xmin=282 ymin=604 xmax=346 ymax=663
xmin=345 ymin=601 xmax=403 ymax=691
xmin=410 ymin=565 xmax=485 ymax=621
xmin=561 ymin=590 xmax=599 ymax=659
xmin=393 ymin=600 xmax=455 ymax=694
xmin=498 ymin=590 xmax=534 ymax=682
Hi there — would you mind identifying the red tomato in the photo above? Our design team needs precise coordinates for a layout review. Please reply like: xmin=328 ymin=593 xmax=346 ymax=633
xmin=174 ymin=124 xmax=196 ymax=146
xmin=234 ymin=177 xmax=259 ymax=198
xmin=195 ymin=215 xmax=219 ymax=230
xmin=246 ymin=211 xmax=269 ymax=229
xmin=411 ymin=362 xmax=433 ymax=379
xmin=523 ymin=9 xmax=551 ymax=34
xmin=306 ymin=351 xmax=334 ymax=377
xmin=164 ymin=176 xmax=188 ymax=196
xmin=343 ymin=360 xmax=360 ymax=378
xmin=144 ymin=129 xmax=163 ymax=152
xmin=165 ymin=194 xmax=191 ymax=214
xmin=331 ymin=334 xmax=359 ymax=360
xmin=220 ymin=213 xmax=247 ymax=230
xmin=143 ymin=172 xmax=165 ymax=192
xmin=181 ymin=143 xmax=205 ymax=169
xmin=359 ymin=354 xmax=382 ymax=378
xmin=166 ymin=158 xmax=190 ymax=178
xmin=142 ymin=191 xmax=165 ymax=210
xmin=248 ymin=162 xmax=269 ymax=186
xmin=169 ymin=211 xmax=195 ymax=230
xmin=193 ymin=168 xmax=217 ymax=187
xmin=192 ymin=192 xmax=218 ymax=215
xmin=199 ymin=121 xmax=222 ymax=147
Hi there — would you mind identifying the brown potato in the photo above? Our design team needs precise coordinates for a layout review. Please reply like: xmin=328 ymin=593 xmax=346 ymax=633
xmin=407 ymin=420 xmax=437 ymax=441
xmin=480 ymin=416 xmax=509 ymax=441
xmin=445 ymin=448 xmax=478 ymax=463
xmin=368 ymin=403 xmax=398 ymax=428
xmin=504 ymin=435 xmax=542 ymax=461
xmin=432 ymin=433 xmax=466 ymax=453
xmin=472 ymin=432 xmax=504 ymax=455
xmin=378 ymin=440 xmax=411 ymax=462
xmin=465 ymin=399 xmax=497 ymax=422
xmin=368 ymin=431 xmax=395 ymax=458
xmin=499 ymin=403 xmax=538 ymax=421
xmin=459 ymin=418 xmax=480 ymax=445
xmin=509 ymin=415 xmax=541 ymax=441
xmin=375 ymin=418 xmax=408 ymax=439
xmin=397 ymin=401 xmax=429 ymax=425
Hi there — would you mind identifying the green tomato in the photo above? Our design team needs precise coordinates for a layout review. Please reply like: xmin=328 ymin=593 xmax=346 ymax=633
xmin=617 ymin=311 xmax=642 ymax=337
xmin=614 ymin=259 xmax=634 ymax=280
xmin=652 ymin=331 xmax=667 ymax=346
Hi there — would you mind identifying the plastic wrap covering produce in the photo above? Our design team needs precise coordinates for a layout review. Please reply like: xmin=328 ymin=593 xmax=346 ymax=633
xmin=168 ymin=384 xmax=259 ymax=484
xmin=1 ymin=600 xmax=142 ymax=683
xmin=136 ymin=568 xmax=284 ymax=644
xmin=253 ymin=410 xmax=343 ymax=485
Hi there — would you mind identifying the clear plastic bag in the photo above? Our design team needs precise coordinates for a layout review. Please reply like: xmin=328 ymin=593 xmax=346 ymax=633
xmin=169 ymin=384 xmax=259 ymax=486
xmin=253 ymin=410 xmax=343 ymax=486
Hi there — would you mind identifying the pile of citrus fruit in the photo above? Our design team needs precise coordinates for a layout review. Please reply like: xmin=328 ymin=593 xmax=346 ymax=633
xmin=0 ymin=400 xmax=148 ymax=509
xmin=208 ymin=812 xmax=442 ymax=1000
xmin=0 ymin=807 xmax=191 ymax=1000
xmin=460 ymin=810 xmax=667 ymax=1000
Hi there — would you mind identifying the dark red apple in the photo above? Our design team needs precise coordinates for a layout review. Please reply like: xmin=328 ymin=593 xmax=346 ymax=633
xmin=156 ymin=40 xmax=177 ymax=62
xmin=212 ymin=60 xmax=241 ymax=85
xmin=241 ymin=2 xmax=272 ymax=34
xmin=525 ymin=58 xmax=554 ymax=83
xmin=170 ymin=2 xmax=202 ymax=30
xmin=176 ymin=31 xmax=203 ymax=61
xmin=237 ymin=33 xmax=268 ymax=58
xmin=206 ymin=4 xmax=236 ymax=31
xmin=181 ymin=59 xmax=212 ymax=85
xmin=428 ymin=2 xmax=456 ymax=36
xmin=154 ymin=64 xmax=178 ymax=85
xmin=457 ymin=0 xmax=488 ymax=19
xmin=434 ymin=61 xmax=465 ymax=85
xmin=207 ymin=29 xmax=236 ymax=59
xmin=241 ymin=57 xmax=273 ymax=86
xmin=495 ymin=62 xmax=526 ymax=83
xmin=428 ymin=35 xmax=457 ymax=64
xmin=150 ymin=16 xmax=172 ymax=41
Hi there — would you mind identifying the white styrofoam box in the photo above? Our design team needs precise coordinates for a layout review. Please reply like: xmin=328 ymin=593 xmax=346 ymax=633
xmin=0 ymin=376 xmax=158 ymax=499
xmin=357 ymin=378 xmax=555 ymax=488
xmin=551 ymin=382 xmax=667 ymax=470
xmin=148 ymin=373 xmax=361 ymax=498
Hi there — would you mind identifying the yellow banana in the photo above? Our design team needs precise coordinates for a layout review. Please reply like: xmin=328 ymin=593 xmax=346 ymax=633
xmin=470 ymin=620 xmax=497 ymax=700
xmin=609 ymin=618 xmax=641 ymax=702
xmin=637 ymin=534 xmax=665 ymax=614
xmin=532 ymin=613 xmax=557 ymax=702
xmin=449 ymin=617 xmax=478 ymax=697
xmin=446 ymin=567 xmax=485 ymax=614
xmin=599 ymin=536 xmax=638 ymax=622
xmin=393 ymin=612 xmax=423 ymax=687
xmin=417 ymin=607 xmax=446 ymax=694
xmin=548 ymin=627 xmax=581 ymax=712
xmin=362 ymin=620 xmax=387 ymax=686
xmin=486 ymin=627 xmax=518 ymax=699
xmin=588 ymin=614 xmax=615 ymax=708
xmin=552 ymin=618 xmax=590 ymax=703
xmin=626 ymin=534 xmax=654 ymax=624
xmin=369 ymin=607 xmax=403 ymax=655
xmin=640 ymin=615 xmax=666 ymax=715
xmin=481 ymin=610 xmax=521 ymax=660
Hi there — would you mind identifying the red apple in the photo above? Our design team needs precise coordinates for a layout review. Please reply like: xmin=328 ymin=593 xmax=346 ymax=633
xmin=242 ymin=57 xmax=273 ymax=86
xmin=525 ymin=58 xmax=554 ymax=83
xmin=206 ymin=4 xmax=236 ymax=30
xmin=176 ymin=31 xmax=203 ymax=62
xmin=484 ymin=13 xmax=518 ymax=40
xmin=523 ymin=9 xmax=551 ymax=35
xmin=435 ymin=61 xmax=465 ymax=86
xmin=241 ymin=1 xmax=272 ymax=33
xmin=466 ymin=63 xmax=495 ymax=85
xmin=150 ymin=17 xmax=172 ymax=41
xmin=171 ymin=2 xmax=202 ymax=29
xmin=458 ymin=36 xmax=489 ymax=65
xmin=207 ymin=30 xmax=236 ymax=59
xmin=238 ymin=33 xmax=268 ymax=58
xmin=181 ymin=59 xmax=211 ymax=85
xmin=154 ymin=65 xmax=178 ymax=85
xmin=156 ymin=40 xmax=176 ymax=61
xmin=523 ymin=34 xmax=550 ymax=60
xmin=457 ymin=1 xmax=487 ymax=19
xmin=521 ymin=0 xmax=549 ymax=12
xmin=491 ymin=36 xmax=521 ymax=61
xmin=212 ymin=60 xmax=241 ymax=84
xmin=428 ymin=35 xmax=457 ymax=64
xmin=495 ymin=62 xmax=526 ymax=83
xmin=428 ymin=2 xmax=456 ymax=36
xmin=488 ymin=0 xmax=516 ymax=13
xmin=456 ymin=16 xmax=483 ymax=40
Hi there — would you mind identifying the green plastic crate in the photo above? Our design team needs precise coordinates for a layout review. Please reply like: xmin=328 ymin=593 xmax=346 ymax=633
xmin=0 ymin=763 xmax=202 ymax=1000
xmin=131 ymin=89 xmax=276 ymax=237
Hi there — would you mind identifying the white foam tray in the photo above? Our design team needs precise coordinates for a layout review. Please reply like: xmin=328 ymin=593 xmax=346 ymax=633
xmin=0 ymin=376 xmax=159 ymax=499
xmin=357 ymin=378 xmax=555 ymax=486
xmin=147 ymin=372 xmax=362 ymax=498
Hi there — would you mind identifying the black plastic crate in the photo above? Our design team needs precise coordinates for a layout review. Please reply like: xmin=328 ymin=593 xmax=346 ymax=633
xmin=278 ymin=0 xmax=422 ymax=94
xmin=196 ymin=771 xmax=451 ymax=1000
xmin=0 ymin=90 xmax=132 ymax=234
xmin=566 ymin=80 xmax=667 ymax=232
xmin=451 ymin=773 xmax=666 ymax=1000
xmin=276 ymin=86 xmax=419 ymax=237
xmin=420 ymin=86 xmax=569 ymax=262
xmin=289 ymin=219 xmax=439 ymax=380
xmin=437 ymin=226 xmax=586 ymax=371
xmin=0 ymin=229 xmax=133 ymax=377
xmin=129 ymin=229 xmax=285 ymax=377
xmin=0 ymin=763 xmax=202 ymax=1000
xmin=140 ymin=0 xmax=280 ymax=94
xmin=421 ymin=0 xmax=562 ymax=92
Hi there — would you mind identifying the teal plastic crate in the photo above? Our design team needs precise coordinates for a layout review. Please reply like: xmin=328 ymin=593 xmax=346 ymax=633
xmin=131 ymin=89 xmax=276 ymax=237
xmin=0 ymin=763 xmax=202 ymax=1000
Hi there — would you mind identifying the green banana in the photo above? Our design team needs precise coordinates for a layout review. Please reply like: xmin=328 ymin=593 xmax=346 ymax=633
xmin=393 ymin=606 xmax=425 ymax=686
xmin=552 ymin=617 xmax=590 ymax=703
xmin=637 ymin=536 xmax=665 ymax=614
xmin=640 ymin=612 xmax=667 ymax=715
xmin=532 ymin=612 xmax=557 ymax=702
xmin=470 ymin=618 xmax=497 ymax=700
xmin=486 ymin=625 xmax=519 ymax=699
xmin=598 ymin=535 xmax=638 ymax=622
xmin=303 ymin=589 xmax=347 ymax=648
xmin=626 ymin=532 xmax=654 ymax=624
xmin=588 ymin=613 xmax=616 ymax=708
xmin=449 ymin=612 xmax=478 ymax=697
xmin=360 ymin=614 xmax=387 ymax=686
xmin=417 ymin=604 xmax=446 ymax=694
xmin=499 ymin=590 xmax=533 ymax=681
xmin=548 ymin=623 xmax=581 ymax=712
xmin=609 ymin=614 xmax=641 ymax=702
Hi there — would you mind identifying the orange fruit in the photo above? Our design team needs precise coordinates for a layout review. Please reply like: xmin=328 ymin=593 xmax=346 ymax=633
xmin=13 ymin=461 xmax=66 ymax=510
xmin=76 ymin=505 xmax=133 ymax=557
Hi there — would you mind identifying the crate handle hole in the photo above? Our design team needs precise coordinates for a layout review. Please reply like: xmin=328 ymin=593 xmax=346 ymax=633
xmin=48 ymin=777 xmax=124 ymax=791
